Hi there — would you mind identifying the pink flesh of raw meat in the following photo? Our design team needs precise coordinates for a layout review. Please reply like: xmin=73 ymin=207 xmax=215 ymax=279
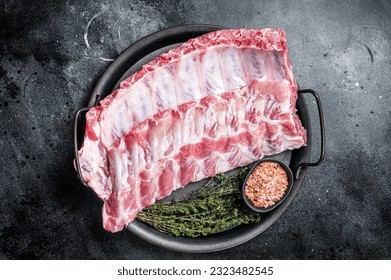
xmin=77 ymin=29 xmax=296 ymax=200
xmin=103 ymin=79 xmax=306 ymax=232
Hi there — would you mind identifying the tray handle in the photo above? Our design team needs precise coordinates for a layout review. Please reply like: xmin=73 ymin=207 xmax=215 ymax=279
xmin=73 ymin=95 xmax=100 ymax=187
xmin=294 ymin=89 xmax=325 ymax=180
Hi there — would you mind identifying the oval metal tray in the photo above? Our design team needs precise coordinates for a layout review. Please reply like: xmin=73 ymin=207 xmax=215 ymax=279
xmin=74 ymin=24 xmax=325 ymax=253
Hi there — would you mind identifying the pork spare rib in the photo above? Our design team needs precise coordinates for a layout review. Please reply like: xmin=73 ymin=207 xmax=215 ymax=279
xmin=77 ymin=29 xmax=297 ymax=201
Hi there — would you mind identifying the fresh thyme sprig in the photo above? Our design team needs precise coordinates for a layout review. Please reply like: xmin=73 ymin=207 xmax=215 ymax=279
xmin=136 ymin=167 xmax=261 ymax=238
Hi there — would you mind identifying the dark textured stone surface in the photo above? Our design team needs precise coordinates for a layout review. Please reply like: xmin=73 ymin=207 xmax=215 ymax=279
xmin=0 ymin=0 xmax=390 ymax=259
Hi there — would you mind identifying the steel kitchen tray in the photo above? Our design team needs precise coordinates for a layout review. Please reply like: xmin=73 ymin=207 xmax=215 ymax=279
xmin=73 ymin=24 xmax=325 ymax=253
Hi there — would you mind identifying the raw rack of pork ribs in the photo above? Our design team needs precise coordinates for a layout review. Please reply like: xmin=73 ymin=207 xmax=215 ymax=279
xmin=75 ymin=28 xmax=307 ymax=232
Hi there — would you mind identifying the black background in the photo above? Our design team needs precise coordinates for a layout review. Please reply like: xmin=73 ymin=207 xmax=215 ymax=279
xmin=1 ymin=0 xmax=390 ymax=259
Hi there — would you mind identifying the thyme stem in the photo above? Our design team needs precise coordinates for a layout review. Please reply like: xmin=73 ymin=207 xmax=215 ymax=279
xmin=136 ymin=166 xmax=261 ymax=237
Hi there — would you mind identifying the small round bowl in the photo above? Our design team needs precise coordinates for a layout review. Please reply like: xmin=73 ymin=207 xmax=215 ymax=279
xmin=242 ymin=158 xmax=294 ymax=213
